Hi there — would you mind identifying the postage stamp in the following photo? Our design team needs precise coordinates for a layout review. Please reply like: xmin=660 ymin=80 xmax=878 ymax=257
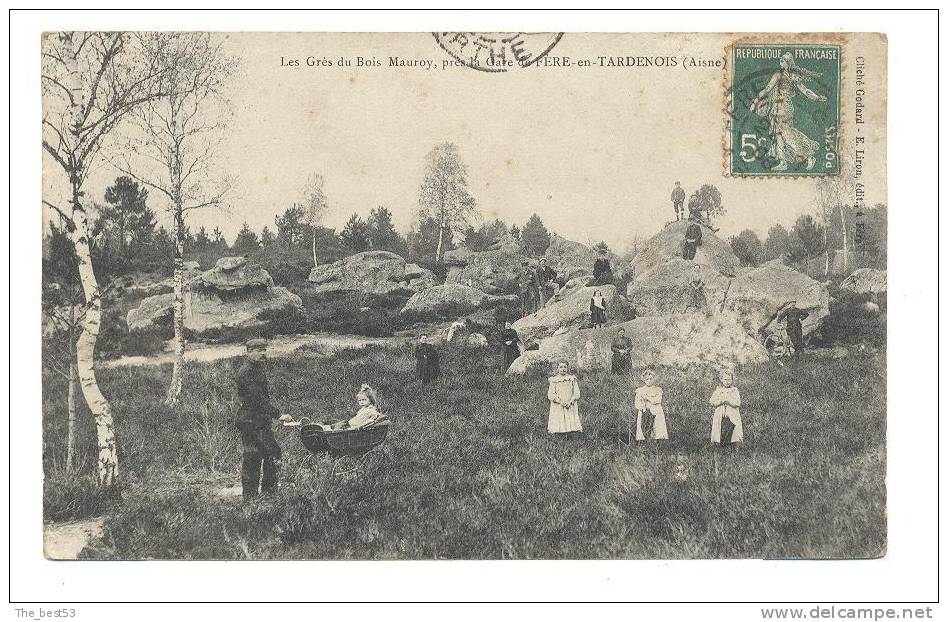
xmin=432 ymin=32 xmax=564 ymax=72
xmin=728 ymin=43 xmax=841 ymax=177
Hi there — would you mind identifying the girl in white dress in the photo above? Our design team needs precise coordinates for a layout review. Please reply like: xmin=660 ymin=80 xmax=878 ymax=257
xmin=709 ymin=368 xmax=743 ymax=445
xmin=547 ymin=361 xmax=582 ymax=437
xmin=634 ymin=368 xmax=669 ymax=441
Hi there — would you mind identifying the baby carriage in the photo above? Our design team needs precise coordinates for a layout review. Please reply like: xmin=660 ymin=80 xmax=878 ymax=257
xmin=282 ymin=415 xmax=392 ymax=478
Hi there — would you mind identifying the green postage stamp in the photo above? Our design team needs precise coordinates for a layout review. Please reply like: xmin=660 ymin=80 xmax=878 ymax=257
xmin=728 ymin=43 xmax=841 ymax=177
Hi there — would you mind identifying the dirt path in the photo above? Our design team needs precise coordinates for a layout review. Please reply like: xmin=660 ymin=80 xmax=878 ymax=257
xmin=44 ymin=517 xmax=105 ymax=560
xmin=101 ymin=332 xmax=409 ymax=369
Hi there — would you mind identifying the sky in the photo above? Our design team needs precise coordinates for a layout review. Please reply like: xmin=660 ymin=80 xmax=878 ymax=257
xmin=42 ymin=32 xmax=886 ymax=252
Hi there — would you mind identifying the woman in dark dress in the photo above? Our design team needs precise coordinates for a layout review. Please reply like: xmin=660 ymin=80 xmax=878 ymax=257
xmin=590 ymin=290 xmax=607 ymax=328
xmin=501 ymin=322 xmax=521 ymax=371
xmin=414 ymin=336 xmax=441 ymax=385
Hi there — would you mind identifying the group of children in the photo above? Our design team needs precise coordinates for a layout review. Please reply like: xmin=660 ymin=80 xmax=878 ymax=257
xmin=546 ymin=362 xmax=744 ymax=446
xmin=328 ymin=362 xmax=743 ymax=447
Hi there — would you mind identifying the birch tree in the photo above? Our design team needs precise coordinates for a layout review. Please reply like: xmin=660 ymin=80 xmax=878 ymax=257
xmin=814 ymin=150 xmax=857 ymax=277
xmin=299 ymin=174 xmax=330 ymax=267
xmin=42 ymin=31 xmax=167 ymax=487
xmin=113 ymin=32 xmax=238 ymax=404
xmin=418 ymin=142 xmax=477 ymax=263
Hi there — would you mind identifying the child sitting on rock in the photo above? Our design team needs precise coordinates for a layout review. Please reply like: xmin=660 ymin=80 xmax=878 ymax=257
xmin=634 ymin=368 xmax=669 ymax=441
xmin=709 ymin=368 xmax=743 ymax=446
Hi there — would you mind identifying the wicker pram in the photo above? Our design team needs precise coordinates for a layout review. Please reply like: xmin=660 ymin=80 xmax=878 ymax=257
xmin=285 ymin=416 xmax=392 ymax=476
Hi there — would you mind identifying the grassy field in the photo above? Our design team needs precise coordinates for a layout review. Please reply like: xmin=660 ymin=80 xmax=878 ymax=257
xmin=43 ymin=341 xmax=886 ymax=560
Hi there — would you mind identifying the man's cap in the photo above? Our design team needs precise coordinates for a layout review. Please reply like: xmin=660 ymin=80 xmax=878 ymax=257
xmin=246 ymin=338 xmax=268 ymax=351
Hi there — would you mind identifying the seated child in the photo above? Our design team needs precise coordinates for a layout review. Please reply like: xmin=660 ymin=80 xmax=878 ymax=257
xmin=317 ymin=384 xmax=386 ymax=431
xmin=709 ymin=368 xmax=743 ymax=445
xmin=634 ymin=368 xmax=669 ymax=441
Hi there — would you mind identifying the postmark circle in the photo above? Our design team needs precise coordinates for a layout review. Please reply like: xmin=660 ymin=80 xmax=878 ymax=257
xmin=432 ymin=32 xmax=564 ymax=72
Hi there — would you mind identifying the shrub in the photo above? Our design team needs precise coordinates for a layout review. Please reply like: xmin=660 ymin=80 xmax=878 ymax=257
xmin=44 ymin=468 xmax=118 ymax=522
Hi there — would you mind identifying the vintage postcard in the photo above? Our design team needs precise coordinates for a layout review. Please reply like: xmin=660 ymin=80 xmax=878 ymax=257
xmin=41 ymin=31 xmax=887 ymax=560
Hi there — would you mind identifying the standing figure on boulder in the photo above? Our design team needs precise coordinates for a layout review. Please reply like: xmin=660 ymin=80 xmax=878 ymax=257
xmin=634 ymin=368 xmax=669 ymax=442
xmin=671 ymin=181 xmax=686 ymax=221
xmin=683 ymin=264 xmax=709 ymax=313
xmin=235 ymin=339 xmax=292 ymax=501
xmin=520 ymin=264 xmax=539 ymax=317
xmin=414 ymin=336 xmax=441 ymax=385
xmin=709 ymin=368 xmax=743 ymax=446
xmin=501 ymin=321 xmax=521 ymax=371
xmin=592 ymin=248 xmax=614 ymax=285
xmin=777 ymin=303 xmax=810 ymax=359
xmin=589 ymin=290 xmax=608 ymax=329
xmin=547 ymin=361 xmax=583 ymax=439
xmin=611 ymin=327 xmax=633 ymax=375
xmin=535 ymin=258 xmax=558 ymax=310
xmin=682 ymin=221 xmax=703 ymax=261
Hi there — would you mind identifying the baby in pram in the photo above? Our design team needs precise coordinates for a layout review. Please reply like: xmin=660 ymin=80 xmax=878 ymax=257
xmin=315 ymin=384 xmax=387 ymax=431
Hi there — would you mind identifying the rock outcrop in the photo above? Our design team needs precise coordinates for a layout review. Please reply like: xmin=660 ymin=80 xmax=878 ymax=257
xmin=444 ymin=249 xmax=526 ymax=295
xmin=543 ymin=234 xmax=625 ymax=283
xmin=626 ymin=259 xmax=731 ymax=316
xmin=400 ymin=284 xmax=517 ymax=317
xmin=308 ymin=251 xmax=435 ymax=297
xmin=127 ymin=257 xmax=303 ymax=337
xmin=721 ymin=260 xmax=830 ymax=337
xmin=839 ymin=268 xmax=887 ymax=297
xmin=631 ymin=221 xmax=739 ymax=278
xmin=512 ymin=284 xmax=618 ymax=343
xmin=507 ymin=314 xmax=769 ymax=375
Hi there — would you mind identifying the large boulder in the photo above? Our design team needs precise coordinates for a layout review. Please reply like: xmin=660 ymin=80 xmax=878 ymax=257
xmin=626 ymin=259 xmax=731 ymax=316
xmin=721 ymin=260 xmax=830 ymax=337
xmin=543 ymin=234 xmax=626 ymax=283
xmin=127 ymin=259 xmax=304 ymax=337
xmin=631 ymin=221 xmax=739 ymax=279
xmin=200 ymin=256 xmax=273 ymax=292
xmin=445 ymin=249 xmax=526 ymax=294
xmin=488 ymin=233 xmax=524 ymax=254
xmin=126 ymin=293 xmax=175 ymax=332
xmin=839 ymin=268 xmax=887 ymax=297
xmin=512 ymin=284 xmax=618 ymax=343
xmin=183 ymin=286 xmax=302 ymax=335
xmin=308 ymin=251 xmax=434 ymax=296
xmin=400 ymin=284 xmax=517 ymax=317
xmin=506 ymin=314 xmax=769 ymax=375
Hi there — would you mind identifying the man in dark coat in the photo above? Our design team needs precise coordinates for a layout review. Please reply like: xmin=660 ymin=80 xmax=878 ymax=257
xmin=535 ymin=259 xmax=557 ymax=308
xmin=520 ymin=265 xmax=539 ymax=317
xmin=592 ymin=249 xmax=614 ymax=285
xmin=671 ymin=181 xmax=686 ymax=221
xmin=500 ymin=321 xmax=521 ymax=371
xmin=414 ymin=336 xmax=441 ymax=385
xmin=778 ymin=305 xmax=810 ymax=358
xmin=682 ymin=222 xmax=703 ymax=260
xmin=611 ymin=327 xmax=633 ymax=374
xmin=235 ymin=339 xmax=289 ymax=501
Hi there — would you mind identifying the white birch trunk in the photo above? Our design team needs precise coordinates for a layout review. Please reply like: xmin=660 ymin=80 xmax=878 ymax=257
xmin=66 ymin=362 xmax=78 ymax=472
xmin=312 ymin=230 xmax=318 ymax=267
xmin=72 ymin=192 xmax=118 ymax=488
xmin=840 ymin=205 xmax=849 ymax=273
xmin=65 ymin=303 xmax=78 ymax=472
xmin=165 ymin=207 xmax=186 ymax=404
xmin=62 ymin=33 xmax=117 ymax=487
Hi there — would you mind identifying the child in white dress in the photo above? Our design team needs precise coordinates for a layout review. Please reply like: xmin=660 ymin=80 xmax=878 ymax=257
xmin=318 ymin=384 xmax=385 ymax=431
xmin=634 ymin=368 xmax=669 ymax=441
xmin=547 ymin=361 xmax=582 ymax=437
xmin=709 ymin=368 xmax=743 ymax=445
